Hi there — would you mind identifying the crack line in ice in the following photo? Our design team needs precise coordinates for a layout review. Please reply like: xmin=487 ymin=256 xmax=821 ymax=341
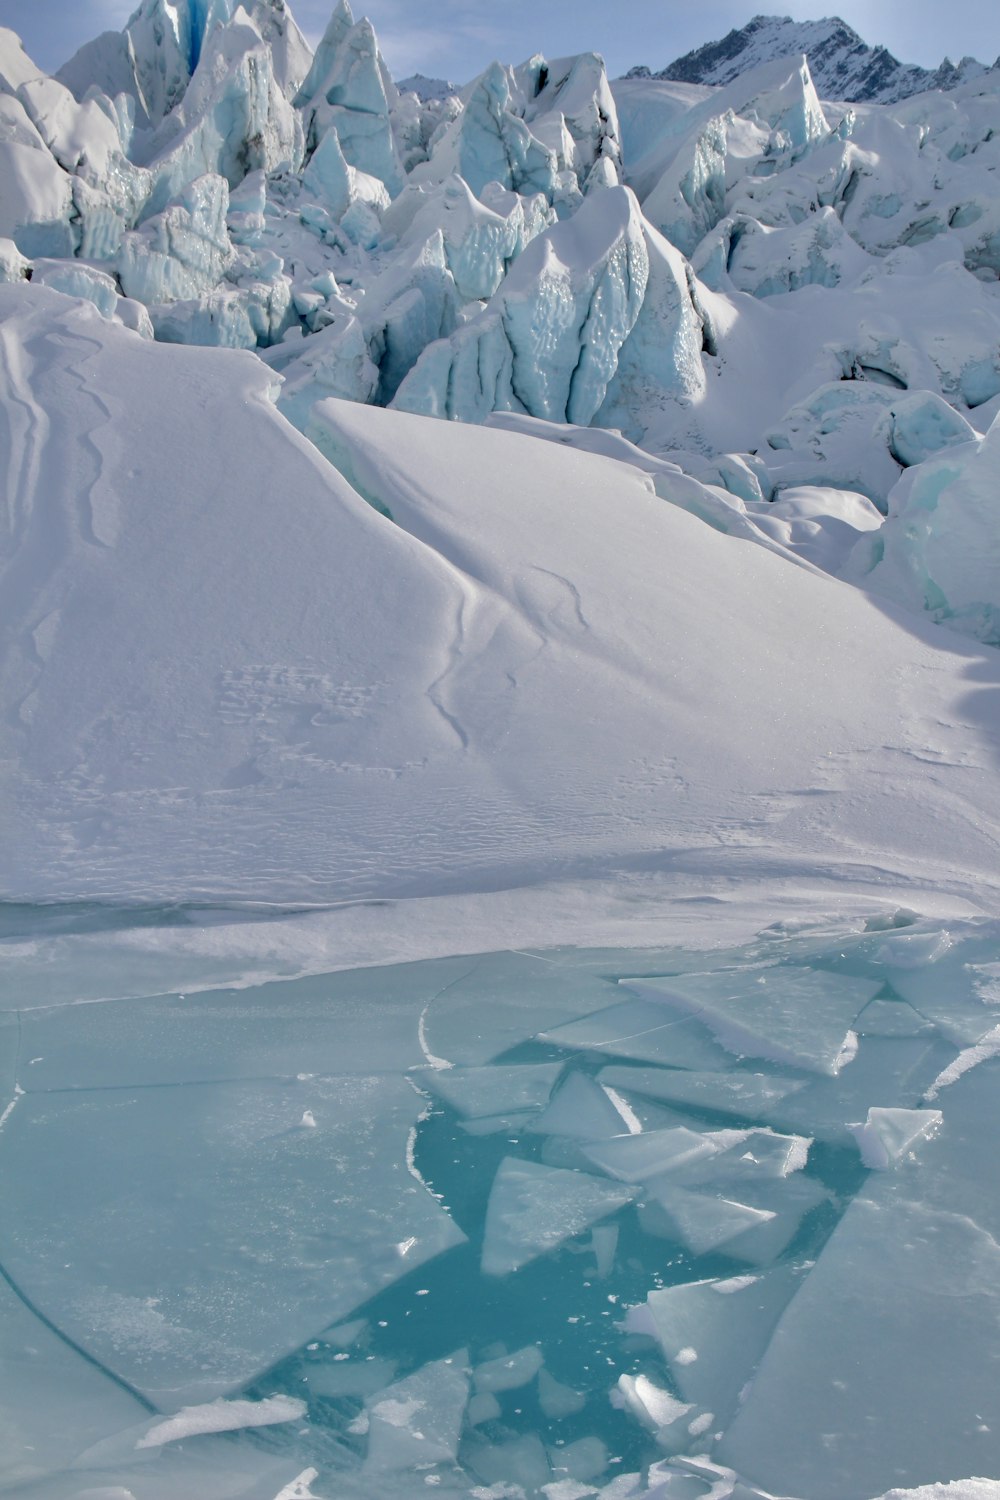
xmin=0 ymin=1257 xmax=156 ymax=1414
xmin=413 ymin=958 xmax=483 ymax=1072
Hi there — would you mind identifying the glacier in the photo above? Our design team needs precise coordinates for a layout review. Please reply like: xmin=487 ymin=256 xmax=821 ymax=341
xmin=3 ymin=2 xmax=1000 ymax=1498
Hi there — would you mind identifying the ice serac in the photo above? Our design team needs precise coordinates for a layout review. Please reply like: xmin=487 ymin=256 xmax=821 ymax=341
xmin=393 ymin=184 xmax=649 ymax=425
xmin=118 ymin=171 xmax=233 ymax=302
xmin=0 ymin=88 xmax=76 ymax=256
xmin=848 ymin=414 xmax=1000 ymax=645
xmin=481 ymin=1157 xmax=636 ymax=1275
xmin=385 ymin=174 xmax=553 ymax=302
xmin=295 ymin=0 xmax=403 ymax=196
xmin=640 ymin=54 xmax=829 ymax=255
xmin=412 ymin=60 xmax=557 ymax=201
xmin=139 ymin=10 xmax=304 ymax=216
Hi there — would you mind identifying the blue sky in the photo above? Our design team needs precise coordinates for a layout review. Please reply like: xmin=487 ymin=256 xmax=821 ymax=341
xmin=2 ymin=0 xmax=997 ymax=83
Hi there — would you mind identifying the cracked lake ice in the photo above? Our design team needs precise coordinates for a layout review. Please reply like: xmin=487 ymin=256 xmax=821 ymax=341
xmin=4 ymin=923 xmax=1000 ymax=1499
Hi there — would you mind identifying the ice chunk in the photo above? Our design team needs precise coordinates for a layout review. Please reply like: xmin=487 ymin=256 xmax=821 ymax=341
xmin=135 ymin=1395 xmax=306 ymax=1448
xmin=717 ymin=1193 xmax=1000 ymax=1498
xmin=719 ymin=208 xmax=871 ymax=298
xmin=481 ymin=1158 xmax=636 ymax=1276
xmin=636 ymin=1183 xmax=776 ymax=1255
xmin=549 ymin=1435 xmax=610 ymax=1483
xmin=701 ymin=1128 xmax=810 ymax=1180
xmin=392 ymin=173 xmax=552 ymax=302
xmin=474 ymin=1344 xmax=544 ymax=1392
xmin=539 ymin=1368 xmax=587 ymax=1418
xmin=634 ymin=1264 xmax=807 ymax=1424
xmin=539 ymin=998 xmax=737 ymax=1070
xmin=363 ymin=1352 xmax=470 ymax=1472
xmin=850 ymin=1106 xmax=943 ymax=1168
xmin=413 ymin=60 xmax=556 ymax=199
xmin=526 ymin=1072 xmax=638 ymax=1140
xmin=0 ymin=235 xmax=29 ymax=283
xmin=0 ymin=1075 xmax=465 ymax=1408
xmin=301 ymin=126 xmax=390 ymax=222
xmin=467 ymin=1431 xmax=553 ymax=1490
xmin=467 ymin=1390 xmax=502 ymax=1425
xmin=0 ymin=93 xmax=76 ymax=256
xmin=419 ymin=1062 xmax=562 ymax=1119
xmin=857 ymin=998 xmax=935 ymax=1038
xmin=615 ymin=1372 xmax=692 ymax=1433
xmin=768 ymin=1034 xmax=948 ymax=1142
xmin=597 ymin=1066 xmax=807 ymax=1120
xmin=622 ymin=968 xmax=879 ymax=1076
xmin=593 ymin=217 xmax=707 ymax=442
xmin=582 ymin=1127 xmax=723 ymax=1182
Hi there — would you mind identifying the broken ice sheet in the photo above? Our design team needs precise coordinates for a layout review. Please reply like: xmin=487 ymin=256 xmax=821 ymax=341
xmin=362 ymin=1352 xmax=470 ymax=1473
xmin=850 ymin=1106 xmax=943 ymax=1168
xmin=0 ymin=1074 xmax=465 ymax=1409
xmin=626 ymin=1265 xmax=808 ymax=1429
xmin=538 ymin=997 xmax=737 ymax=1070
xmin=481 ymin=1157 xmax=636 ymax=1275
xmin=417 ymin=949 xmax=624 ymax=1066
xmin=621 ymin=968 xmax=881 ymax=1075
xmin=597 ymin=1066 xmax=807 ymax=1119
xmin=525 ymin=1070 xmax=637 ymax=1140
xmin=716 ymin=1192 xmax=1000 ymax=1500
xmin=14 ymin=962 xmax=464 ymax=1088
xmin=417 ymin=1062 xmax=564 ymax=1118
xmin=634 ymin=1183 xmax=776 ymax=1256
xmin=0 ymin=1271 xmax=146 ymax=1490
xmin=581 ymin=1127 xmax=722 ymax=1182
xmin=766 ymin=1033 xmax=949 ymax=1142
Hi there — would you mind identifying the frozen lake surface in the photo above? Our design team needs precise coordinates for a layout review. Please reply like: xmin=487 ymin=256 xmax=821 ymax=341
xmin=3 ymin=906 xmax=999 ymax=1500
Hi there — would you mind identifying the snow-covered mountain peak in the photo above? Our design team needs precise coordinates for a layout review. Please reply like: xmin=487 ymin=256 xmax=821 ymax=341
xmin=629 ymin=13 xmax=996 ymax=104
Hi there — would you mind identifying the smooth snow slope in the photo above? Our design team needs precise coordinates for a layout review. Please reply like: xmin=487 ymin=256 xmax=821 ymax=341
xmin=2 ymin=282 xmax=1000 ymax=914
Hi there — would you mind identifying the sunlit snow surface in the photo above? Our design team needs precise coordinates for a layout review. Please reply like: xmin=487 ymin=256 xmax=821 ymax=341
xmin=4 ymin=913 xmax=1000 ymax=1500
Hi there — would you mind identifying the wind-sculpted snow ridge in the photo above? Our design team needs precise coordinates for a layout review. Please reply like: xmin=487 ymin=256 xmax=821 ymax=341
xmin=3 ymin=286 xmax=1000 ymax=909
xmin=2 ymin=1 xmax=998 ymax=644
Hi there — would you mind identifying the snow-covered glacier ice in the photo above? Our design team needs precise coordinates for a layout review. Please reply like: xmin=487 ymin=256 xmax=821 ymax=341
xmin=5 ymin=2 xmax=1000 ymax=1496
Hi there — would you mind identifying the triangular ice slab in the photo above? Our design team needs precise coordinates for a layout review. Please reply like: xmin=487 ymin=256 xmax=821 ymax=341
xmin=481 ymin=1158 xmax=636 ymax=1276
xmin=598 ymin=1066 xmax=806 ymax=1120
xmin=638 ymin=1183 xmax=775 ymax=1255
xmin=582 ymin=1126 xmax=722 ymax=1183
xmin=420 ymin=1063 xmax=563 ymax=1119
xmin=622 ymin=969 xmax=880 ymax=1075
xmin=525 ymin=1071 xmax=635 ymax=1140
xmin=632 ymin=1264 xmax=807 ymax=1425
xmin=539 ymin=998 xmax=735 ymax=1070
xmin=364 ymin=1352 xmax=470 ymax=1472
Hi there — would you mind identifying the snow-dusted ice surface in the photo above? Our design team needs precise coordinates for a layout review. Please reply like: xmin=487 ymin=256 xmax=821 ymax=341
xmin=5 ymin=1 xmax=1000 ymax=1496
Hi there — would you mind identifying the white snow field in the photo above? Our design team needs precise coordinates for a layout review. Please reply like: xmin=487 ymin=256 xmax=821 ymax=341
xmin=4 ymin=3 xmax=1000 ymax=1499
